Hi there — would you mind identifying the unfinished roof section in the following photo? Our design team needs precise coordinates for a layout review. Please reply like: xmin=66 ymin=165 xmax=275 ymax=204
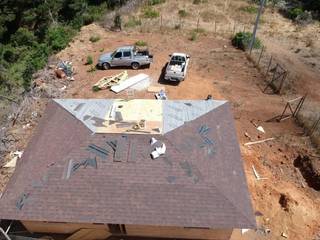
xmin=54 ymin=99 xmax=226 ymax=134
xmin=0 ymin=99 xmax=256 ymax=229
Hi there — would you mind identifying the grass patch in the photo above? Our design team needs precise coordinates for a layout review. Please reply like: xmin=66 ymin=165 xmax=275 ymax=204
xmin=143 ymin=7 xmax=160 ymax=18
xmin=232 ymin=32 xmax=262 ymax=51
xmin=148 ymin=0 xmax=165 ymax=5
xmin=89 ymin=35 xmax=100 ymax=43
xmin=178 ymin=9 xmax=188 ymax=18
xmin=135 ymin=40 xmax=147 ymax=46
xmin=86 ymin=55 xmax=93 ymax=65
xmin=240 ymin=5 xmax=258 ymax=14
xmin=200 ymin=10 xmax=215 ymax=22
xmin=189 ymin=31 xmax=198 ymax=41
xmin=124 ymin=16 xmax=142 ymax=28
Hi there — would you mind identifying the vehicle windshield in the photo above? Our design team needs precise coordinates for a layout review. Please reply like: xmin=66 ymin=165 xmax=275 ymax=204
xmin=169 ymin=56 xmax=185 ymax=65
xmin=111 ymin=51 xmax=117 ymax=57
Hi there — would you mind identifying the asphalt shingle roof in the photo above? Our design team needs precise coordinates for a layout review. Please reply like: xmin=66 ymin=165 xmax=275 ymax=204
xmin=0 ymin=100 xmax=256 ymax=229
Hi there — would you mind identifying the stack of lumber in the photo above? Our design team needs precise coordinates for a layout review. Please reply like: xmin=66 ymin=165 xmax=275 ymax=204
xmin=92 ymin=71 xmax=128 ymax=91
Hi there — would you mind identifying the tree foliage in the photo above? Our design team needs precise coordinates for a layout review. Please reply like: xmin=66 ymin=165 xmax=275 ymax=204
xmin=0 ymin=0 xmax=128 ymax=92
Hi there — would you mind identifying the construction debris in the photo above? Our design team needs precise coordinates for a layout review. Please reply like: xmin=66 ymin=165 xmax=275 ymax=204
xmin=4 ymin=151 xmax=23 ymax=168
xmin=151 ymin=143 xmax=166 ymax=159
xmin=56 ymin=61 xmax=74 ymax=80
xmin=244 ymin=138 xmax=275 ymax=146
xmin=252 ymin=165 xmax=267 ymax=180
xmin=241 ymin=229 xmax=250 ymax=235
xmin=281 ymin=232 xmax=288 ymax=238
xmin=111 ymin=73 xmax=150 ymax=93
xmin=257 ymin=126 xmax=265 ymax=133
xmin=155 ymin=89 xmax=167 ymax=100
xmin=92 ymin=71 xmax=128 ymax=91
xmin=150 ymin=137 xmax=157 ymax=145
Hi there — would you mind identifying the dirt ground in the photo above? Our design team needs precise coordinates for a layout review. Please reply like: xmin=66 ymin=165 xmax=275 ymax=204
xmin=1 ymin=2 xmax=320 ymax=238
xmin=53 ymin=23 xmax=320 ymax=239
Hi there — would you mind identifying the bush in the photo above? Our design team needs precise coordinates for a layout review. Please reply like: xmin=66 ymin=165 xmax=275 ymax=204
xmin=288 ymin=7 xmax=304 ymax=19
xmin=135 ymin=40 xmax=147 ymax=46
xmin=86 ymin=55 xmax=93 ymax=65
xmin=240 ymin=5 xmax=258 ymax=14
xmin=124 ymin=17 xmax=142 ymax=28
xmin=193 ymin=0 xmax=201 ymax=4
xmin=178 ymin=9 xmax=188 ymax=18
xmin=148 ymin=0 xmax=165 ymax=5
xmin=232 ymin=32 xmax=262 ymax=51
xmin=11 ymin=28 xmax=37 ymax=47
xmin=189 ymin=31 xmax=198 ymax=41
xmin=46 ymin=25 xmax=76 ymax=52
xmin=89 ymin=35 xmax=100 ymax=42
xmin=143 ymin=7 xmax=160 ymax=18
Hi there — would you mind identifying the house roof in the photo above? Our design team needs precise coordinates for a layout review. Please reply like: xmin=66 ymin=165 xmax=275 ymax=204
xmin=0 ymin=99 xmax=256 ymax=229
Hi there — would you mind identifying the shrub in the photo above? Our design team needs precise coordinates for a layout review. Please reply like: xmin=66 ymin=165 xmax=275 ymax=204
xmin=86 ymin=55 xmax=93 ymax=65
xmin=189 ymin=31 xmax=198 ymax=41
xmin=143 ymin=7 xmax=160 ymax=18
xmin=135 ymin=40 xmax=147 ymax=46
xmin=232 ymin=32 xmax=262 ymax=50
xmin=89 ymin=35 xmax=100 ymax=42
xmin=288 ymin=7 xmax=304 ymax=19
xmin=11 ymin=28 xmax=37 ymax=47
xmin=46 ymin=25 xmax=75 ymax=52
xmin=125 ymin=17 xmax=142 ymax=28
xmin=193 ymin=0 xmax=201 ymax=4
xmin=240 ymin=5 xmax=258 ymax=14
xmin=178 ymin=9 xmax=188 ymax=18
xmin=148 ymin=0 xmax=165 ymax=5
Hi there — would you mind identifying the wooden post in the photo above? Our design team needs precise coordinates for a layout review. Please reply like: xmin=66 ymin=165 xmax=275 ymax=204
xmin=214 ymin=21 xmax=217 ymax=33
xmin=197 ymin=18 xmax=200 ymax=32
xmin=293 ymin=95 xmax=306 ymax=117
xmin=266 ymin=56 xmax=273 ymax=75
xmin=278 ymin=71 xmax=288 ymax=94
xmin=233 ymin=22 xmax=236 ymax=34
xmin=160 ymin=15 xmax=163 ymax=30
xmin=310 ymin=116 xmax=320 ymax=136
xmin=257 ymin=46 xmax=264 ymax=66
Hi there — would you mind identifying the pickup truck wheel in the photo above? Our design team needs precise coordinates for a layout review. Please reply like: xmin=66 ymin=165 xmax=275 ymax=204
xmin=102 ymin=62 xmax=110 ymax=70
xmin=131 ymin=62 xmax=140 ymax=70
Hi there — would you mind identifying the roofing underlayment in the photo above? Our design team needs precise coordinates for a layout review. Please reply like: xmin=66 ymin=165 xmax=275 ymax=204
xmin=0 ymin=99 xmax=256 ymax=229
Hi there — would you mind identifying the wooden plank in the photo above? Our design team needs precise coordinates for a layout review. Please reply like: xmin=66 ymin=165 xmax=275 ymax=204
xmin=22 ymin=221 xmax=108 ymax=234
xmin=66 ymin=228 xmax=111 ymax=240
xmin=244 ymin=138 xmax=275 ymax=146
xmin=111 ymin=74 xmax=149 ymax=93
xmin=125 ymin=225 xmax=232 ymax=240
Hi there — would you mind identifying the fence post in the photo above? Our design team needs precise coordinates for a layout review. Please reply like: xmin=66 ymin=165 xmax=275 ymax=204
xmin=266 ymin=56 xmax=273 ymax=75
xmin=160 ymin=15 xmax=163 ymax=30
xmin=214 ymin=21 xmax=217 ymax=33
xmin=257 ymin=46 xmax=264 ymax=66
xmin=197 ymin=18 xmax=200 ymax=32
xmin=233 ymin=22 xmax=236 ymax=34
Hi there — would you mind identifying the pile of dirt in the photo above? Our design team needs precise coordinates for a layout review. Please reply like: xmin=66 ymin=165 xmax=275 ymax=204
xmin=294 ymin=155 xmax=320 ymax=190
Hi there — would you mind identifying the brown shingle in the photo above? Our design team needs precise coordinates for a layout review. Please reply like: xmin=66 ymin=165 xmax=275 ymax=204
xmin=0 ymin=100 xmax=256 ymax=229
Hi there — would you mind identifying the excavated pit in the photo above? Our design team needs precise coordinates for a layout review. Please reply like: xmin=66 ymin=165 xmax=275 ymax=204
xmin=294 ymin=155 xmax=320 ymax=191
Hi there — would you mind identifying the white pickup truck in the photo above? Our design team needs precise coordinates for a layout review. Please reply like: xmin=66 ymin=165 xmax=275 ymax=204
xmin=164 ymin=53 xmax=190 ymax=82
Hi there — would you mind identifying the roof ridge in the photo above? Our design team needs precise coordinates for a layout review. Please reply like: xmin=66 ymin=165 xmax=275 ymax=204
xmin=211 ymin=183 xmax=256 ymax=227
